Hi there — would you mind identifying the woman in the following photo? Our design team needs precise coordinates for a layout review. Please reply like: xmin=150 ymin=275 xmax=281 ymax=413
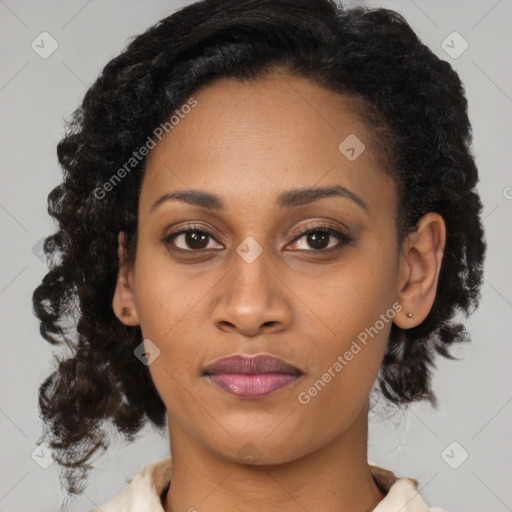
xmin=32 ymin=0 xmax=486 ymax=510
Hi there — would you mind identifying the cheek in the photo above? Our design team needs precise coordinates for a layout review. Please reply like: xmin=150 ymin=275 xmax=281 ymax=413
xmin=134 ymin=288 xmax=202 ymax=420
xmin=132 ymin=240 xmax=204 ymax=340
xmin=298 ymin=237 xmax=397 ymax=346
xmin=131 ymin=251 xmax=211 ymax=405
xmin=294 ymin=240 xmax=398 ymax=406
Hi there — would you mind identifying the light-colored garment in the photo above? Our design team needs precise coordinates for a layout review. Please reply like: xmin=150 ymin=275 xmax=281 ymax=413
xmin=90 ymin=456 xmax=448 ymax=512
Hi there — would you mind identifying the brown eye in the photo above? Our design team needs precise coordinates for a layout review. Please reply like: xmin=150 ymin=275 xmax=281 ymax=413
xmin=287 ymin=225 xmax=353 ymax=252
xmin=162 ymin=226 xmax=223 ymax=251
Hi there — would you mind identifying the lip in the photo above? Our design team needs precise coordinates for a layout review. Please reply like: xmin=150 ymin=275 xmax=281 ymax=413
xmin=203 ymin=354 xmax=303 ymax=399
xmin=203 ymin=353 xmax=303 ymax=375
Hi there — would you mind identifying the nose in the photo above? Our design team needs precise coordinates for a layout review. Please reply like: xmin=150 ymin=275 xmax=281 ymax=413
xmin=211 ymin=252 xmax=293 ymax=337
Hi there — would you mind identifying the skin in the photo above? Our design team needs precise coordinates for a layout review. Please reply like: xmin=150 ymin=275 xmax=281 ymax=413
xmin=112 ymin=69 xmax=446 ymax=512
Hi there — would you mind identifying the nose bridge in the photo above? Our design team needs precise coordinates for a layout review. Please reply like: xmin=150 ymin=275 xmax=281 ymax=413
xmin=227 ymin=241 xmax=275 ymax=306
xmin=212 ymin=239 xmax=291 ymax=333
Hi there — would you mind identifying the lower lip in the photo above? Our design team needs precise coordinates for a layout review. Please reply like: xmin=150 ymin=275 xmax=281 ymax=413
xmin=205 ymin=373 xmax=301 ymax=398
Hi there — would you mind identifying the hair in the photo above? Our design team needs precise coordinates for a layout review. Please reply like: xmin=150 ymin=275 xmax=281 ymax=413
xmin=32 ymin=0 xmax=486 ymax=497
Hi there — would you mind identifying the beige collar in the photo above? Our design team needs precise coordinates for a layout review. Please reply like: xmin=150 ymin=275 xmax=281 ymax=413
xmin=92 ymin=456 xmax=444 ymax=512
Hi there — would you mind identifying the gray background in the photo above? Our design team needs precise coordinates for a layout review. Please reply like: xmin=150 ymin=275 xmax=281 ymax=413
xmin=0 ymin=0 xmax=511 ymax=511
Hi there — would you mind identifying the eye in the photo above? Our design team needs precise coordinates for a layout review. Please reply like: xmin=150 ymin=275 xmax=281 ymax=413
xmin=162 ymin=224 xmax=223 ymax=251
xmin=286 ymin=224 xmax=353 ymax=252
xmin=162 ymin=223 xmax=353 ymax=253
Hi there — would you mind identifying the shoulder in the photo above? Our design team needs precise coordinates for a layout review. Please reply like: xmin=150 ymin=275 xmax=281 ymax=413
xmin=370 ymin=465 xmax=450 ymax=512
xmin=89 ymin=457 xmax=173 ymax=512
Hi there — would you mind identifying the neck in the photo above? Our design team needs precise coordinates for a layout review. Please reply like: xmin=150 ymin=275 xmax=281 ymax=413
xmin=164 ymin=404 xmax=386 ymax=512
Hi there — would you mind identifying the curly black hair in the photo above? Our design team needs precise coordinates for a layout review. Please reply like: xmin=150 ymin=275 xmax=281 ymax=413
xmin=32 ymin=0 xmax=486 ymax=496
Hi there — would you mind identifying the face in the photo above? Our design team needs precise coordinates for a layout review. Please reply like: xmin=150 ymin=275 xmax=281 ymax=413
xmin=115 ymin=70 xmax=411 ymax=464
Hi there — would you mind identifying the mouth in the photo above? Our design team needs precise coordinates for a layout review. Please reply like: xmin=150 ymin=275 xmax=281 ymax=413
xmin=202 ymin=353 xmax=304 ymax=399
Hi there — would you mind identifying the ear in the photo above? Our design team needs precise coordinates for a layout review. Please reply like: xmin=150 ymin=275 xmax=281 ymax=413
xmin=112 ymin=231 xmax=140 ymax=327
xmin=394 ymin=212 xmax=446 ymax=329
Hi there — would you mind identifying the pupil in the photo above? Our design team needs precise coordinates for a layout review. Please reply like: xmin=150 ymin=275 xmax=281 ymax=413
xmin=308 ymin=231 xmax=328 ymax=249
xmin=186 ymin=231 xmax=208 ymax=249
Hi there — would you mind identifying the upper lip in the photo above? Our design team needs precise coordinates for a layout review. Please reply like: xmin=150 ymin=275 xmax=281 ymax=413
xmin=203 ymin=353 xmax=303 ymax=375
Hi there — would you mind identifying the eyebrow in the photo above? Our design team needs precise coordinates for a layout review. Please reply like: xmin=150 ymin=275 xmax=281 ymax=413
xmin=150 ymin=185 xmax=369 ymax=213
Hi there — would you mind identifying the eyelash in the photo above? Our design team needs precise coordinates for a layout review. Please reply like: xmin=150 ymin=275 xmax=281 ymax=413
xmin=161 ymin=223 xmax=354 ymax=254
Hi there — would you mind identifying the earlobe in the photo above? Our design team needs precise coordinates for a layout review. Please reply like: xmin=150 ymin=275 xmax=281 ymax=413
xmin=394 ymin=212 xmax=446 ymax=329
xmin=112 ymin=232 xmax=140 ymax=327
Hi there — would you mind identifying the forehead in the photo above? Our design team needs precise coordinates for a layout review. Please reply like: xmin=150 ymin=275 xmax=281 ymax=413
xmin=140 ymin=71 xmax=397 ymax=219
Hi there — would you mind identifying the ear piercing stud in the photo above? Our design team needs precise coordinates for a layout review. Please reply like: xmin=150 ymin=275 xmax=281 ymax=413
xmin=398 ymin=303 xmax=415 ymax=318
